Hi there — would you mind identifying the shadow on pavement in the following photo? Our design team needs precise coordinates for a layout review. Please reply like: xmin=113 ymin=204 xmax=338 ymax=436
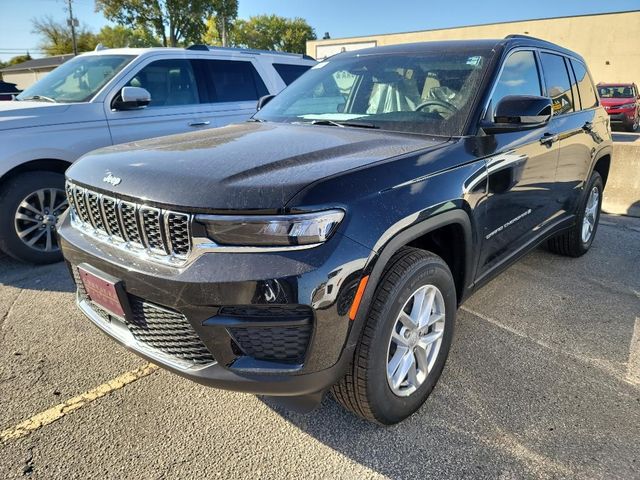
xmin=262 ymin=308 xmax=640 ymax=478
xmin=612 ymin=133 xmax=640 ymax=143
xmin=0 ymin=254 xmax=74 ymax=293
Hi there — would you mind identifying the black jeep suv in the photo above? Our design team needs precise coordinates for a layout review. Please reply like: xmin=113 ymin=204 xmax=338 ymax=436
xmin=59 ymin=36 xmax=612 ymax=425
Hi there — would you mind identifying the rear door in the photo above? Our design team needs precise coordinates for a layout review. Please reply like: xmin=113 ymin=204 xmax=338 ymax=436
xmin=540 ymin=53 xmax=603 ymax=215
xmin=477 ymin=49 xmax=560 ymax=277
xmin=191 ymin=58 xmax=270 ymax=128
xmin=106 ymin=58 xmax=209 ymax=144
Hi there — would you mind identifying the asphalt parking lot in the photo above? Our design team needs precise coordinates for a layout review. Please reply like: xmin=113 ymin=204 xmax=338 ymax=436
xmin=1 ymin=214 xmax=639 ymax=479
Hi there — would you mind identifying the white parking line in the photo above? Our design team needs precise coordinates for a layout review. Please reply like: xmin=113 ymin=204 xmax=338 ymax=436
xmin=460 ymin=306 xmax=632 ymax=385
xmin=627 ymin=317 xmax=640 ymax=385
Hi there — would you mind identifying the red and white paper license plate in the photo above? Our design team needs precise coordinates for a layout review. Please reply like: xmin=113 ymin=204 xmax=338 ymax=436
xmin=78 ymin=266 xmax=126 ymax=318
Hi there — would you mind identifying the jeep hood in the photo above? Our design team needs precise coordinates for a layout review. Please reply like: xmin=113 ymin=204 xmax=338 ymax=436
xmin=0 ymin=101 xmax=73 ymax=130
xmin=66 ymin=121 xmax=450 ymax=211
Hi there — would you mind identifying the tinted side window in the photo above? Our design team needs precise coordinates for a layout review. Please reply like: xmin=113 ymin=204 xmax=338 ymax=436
xmin=491 ymin=50 xmax=541 ymax=110
xmin=199 ymin=60 xmax=268 ymax=103
xmin=540 ymin=53 xmax=574 ymax=115
xmin=570 ymin=59 xmax=598 ymax=109
xmin=126 ymin=59 xmax=199 ymax=107
xmin=273 ymin=63 xmax=312 ymax=85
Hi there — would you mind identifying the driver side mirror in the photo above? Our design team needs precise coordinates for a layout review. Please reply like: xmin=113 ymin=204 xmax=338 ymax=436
xmin=113 ymin=86 xmax=151 ymax=111
xmin=256 ymin=94 xmax=275 ymax=111
xmin=482 ymin=95 xmax=552 ymax=134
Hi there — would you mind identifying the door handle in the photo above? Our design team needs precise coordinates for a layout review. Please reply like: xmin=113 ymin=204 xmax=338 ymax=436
xmin=582 ymin=121 xmax=593 ymax=132
xmin=539 ymin=133 xmax=559 ymax=146
xmin=188 ymin=120 xmax=210 ymax=127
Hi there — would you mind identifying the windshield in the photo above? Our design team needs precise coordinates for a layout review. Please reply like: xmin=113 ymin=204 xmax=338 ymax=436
xmin=17 ymin=54 xmax=135 ymax=103
xmin=597 ymin=85 xmax=636 ymax=99
xmin=255 ymin=47 xmax=493 ymax=136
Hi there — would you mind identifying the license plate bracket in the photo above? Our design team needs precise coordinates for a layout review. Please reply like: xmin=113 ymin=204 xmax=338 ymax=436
xmin=78 ymin=264 xmax=129 ymax=320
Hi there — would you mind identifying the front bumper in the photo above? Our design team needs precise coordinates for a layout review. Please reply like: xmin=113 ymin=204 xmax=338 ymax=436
xmin=59 ymin=212 xmax=372 ymax=397
xmin=605 ymin=110 xmax=636 ymax=124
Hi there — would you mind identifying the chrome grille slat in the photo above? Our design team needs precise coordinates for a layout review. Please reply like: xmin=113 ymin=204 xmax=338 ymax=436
xmin=86 ymin=191 xmax=105 ymax=230
xmin=65 ymin=182 xmax=192 ymax=264
xmin=101 ymin=196 xmax=123 ymax=240
xmin=72 ymin=187 xmax=92 ymax=224
xmin=140 ymin=206 xmax=167 ymax=254
xmin=119 ymin=200 xmax=143 ymax=246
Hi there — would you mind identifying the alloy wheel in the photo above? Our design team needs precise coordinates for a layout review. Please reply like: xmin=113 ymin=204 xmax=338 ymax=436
xmin=581 ymin=186 xmax=599 ymax=244
xmin=14 ymin=188 xmax=68 ymax=252
xmin=386 ymin=284 xmax=446 ymax=397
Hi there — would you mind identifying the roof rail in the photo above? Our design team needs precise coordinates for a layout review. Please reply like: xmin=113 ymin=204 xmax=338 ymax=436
xmin=185 ymin=44 xmax=315 ymax=60
xmin=504 ymin=34 xmax=548 ymax=42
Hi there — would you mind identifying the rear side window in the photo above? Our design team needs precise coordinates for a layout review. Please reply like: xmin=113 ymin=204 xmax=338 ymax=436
xmin=273 ymin=63 xmax=312 ymax=85
xmin=196 ymin=60 xmax=268 ymax=103
xmin=570 ymin=60 xmax=598 ymax=109
xmin=540 ymin=53 xmax=574 ymax=115
xmin=491 ymin=50 xmax=541 ymax=111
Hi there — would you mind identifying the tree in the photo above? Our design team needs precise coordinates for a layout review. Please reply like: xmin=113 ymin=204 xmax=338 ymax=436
xmin=96 ymin=25 xmax=161 ymax=48
xmin=32 ymin=16 xmax=97 ymax=55
xmin=232 ymin=15 xmax=316 ymax=54
xmin=96 ymin=0 xmax=215 ymax=47
xmin=210 ymin=0 xmax=237 ymax=47
xmin=7 ymin=53 xmax=32 ymax=66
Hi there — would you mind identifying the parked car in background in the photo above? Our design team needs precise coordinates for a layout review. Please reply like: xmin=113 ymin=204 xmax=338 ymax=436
xmin=0 ymin=46 xmax=315 ymax=263
xmin=59 ymin=36 xmax=611 ymax=424
xmin=597 ymin=82 xmax=639 ymax=131
xmin=0 ymin=81 xmax=20 ymax=101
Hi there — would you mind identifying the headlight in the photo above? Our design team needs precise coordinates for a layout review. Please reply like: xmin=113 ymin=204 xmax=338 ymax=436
xmin=615 ymin=103 xmax=636 ymax=109
xmin=196 ymin=210 xmax=344 ymax=247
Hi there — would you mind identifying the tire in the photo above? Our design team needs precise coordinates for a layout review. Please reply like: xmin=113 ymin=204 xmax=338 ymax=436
xmin=547 ymin=171 xmax=603 ymax=257
xmin=0 ymin=171 xmax=67 ymax=264
xmin=332 ymin=247 xmax=456 ymax=424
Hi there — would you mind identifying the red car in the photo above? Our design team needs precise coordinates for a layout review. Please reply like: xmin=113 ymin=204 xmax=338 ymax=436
xmin=597 ymin=83 xmax=639 ymax=132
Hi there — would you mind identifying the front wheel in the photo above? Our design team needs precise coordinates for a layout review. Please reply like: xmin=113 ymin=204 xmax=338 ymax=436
xmin=332 ymin=247 xmax=456 ymax=424
xmin=0 ymin=171 xmax=67 ymax=264
xmin=547 ymin=171 xmax=603 ymax=257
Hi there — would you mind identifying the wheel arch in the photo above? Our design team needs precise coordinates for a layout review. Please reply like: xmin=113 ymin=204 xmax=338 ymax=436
xmin=352 ymin=209 xmax=473 ymax=334
xmin=591 ymin=153 xmax=611 ymax=187
xmin=0 ymin=159 xmax=71 ymax=189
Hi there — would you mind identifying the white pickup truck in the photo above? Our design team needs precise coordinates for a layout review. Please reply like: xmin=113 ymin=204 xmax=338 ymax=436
xmin=0 ymin=45 xmax=314 ymax=263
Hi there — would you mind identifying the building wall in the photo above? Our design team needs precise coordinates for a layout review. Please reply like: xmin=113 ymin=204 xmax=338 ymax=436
xmin=307 ymin=11 xmax=640 ymax=84
xmin=1 ymin=68 xmax=56 ymax=90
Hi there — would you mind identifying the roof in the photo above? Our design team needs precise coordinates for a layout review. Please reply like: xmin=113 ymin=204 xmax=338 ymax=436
xmin=335 ymin=36 xmax=583 ymax=63
xmin=186 ymin=44 xmax=316 ymax=60
xmin=337 ymin=39 xmax=503 ymax=57
xmin=597 ymin=82 xmax=636 ymax=86
xmin=0 ymin=54 xmax=75 ymax=73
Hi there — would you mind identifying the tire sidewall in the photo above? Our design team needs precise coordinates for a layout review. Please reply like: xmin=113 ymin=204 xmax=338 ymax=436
xmin=577 ymin=172 xmax=603 ymax=251
xmin=366 ymin=258 xmax=456 ymax=424
xmin=0 ymin=171 xmax=66 ymax=264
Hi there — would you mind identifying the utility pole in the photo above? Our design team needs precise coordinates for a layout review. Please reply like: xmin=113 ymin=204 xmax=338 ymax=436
xmin=66 ymin=0 xmax=78 ymax=55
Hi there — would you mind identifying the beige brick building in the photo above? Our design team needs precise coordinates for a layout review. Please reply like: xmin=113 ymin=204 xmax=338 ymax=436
xmin=307 ymin=10 xmax=640 ymax=85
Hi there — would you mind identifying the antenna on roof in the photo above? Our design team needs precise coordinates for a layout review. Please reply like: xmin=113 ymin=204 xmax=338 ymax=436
xmin=94 ymin=43 xmax=107 ymax=52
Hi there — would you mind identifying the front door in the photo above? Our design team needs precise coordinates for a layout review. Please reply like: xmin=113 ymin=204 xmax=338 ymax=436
xmin=476 ymin=50 xmax=560 ymax=277
xmin=106 ymin=58 xmax=213 ymax=144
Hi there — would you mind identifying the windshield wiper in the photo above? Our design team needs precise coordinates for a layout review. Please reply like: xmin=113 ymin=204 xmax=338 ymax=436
xmin=309 ymin=119 xmax=379 ymax=129
xmin=19 ymin=95 xmax=57 ymax=103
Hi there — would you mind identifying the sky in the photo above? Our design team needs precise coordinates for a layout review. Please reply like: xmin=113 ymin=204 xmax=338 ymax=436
xmin=0 ymin=0 xmax=638 ymax=61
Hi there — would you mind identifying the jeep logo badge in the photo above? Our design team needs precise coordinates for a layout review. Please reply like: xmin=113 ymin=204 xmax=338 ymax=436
xmin=102 ymin=172 xmax=122 ymax=186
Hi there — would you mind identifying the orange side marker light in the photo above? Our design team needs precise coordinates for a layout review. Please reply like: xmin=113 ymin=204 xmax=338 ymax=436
xmin=349 ymin=275 xmax=369 ymax=321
